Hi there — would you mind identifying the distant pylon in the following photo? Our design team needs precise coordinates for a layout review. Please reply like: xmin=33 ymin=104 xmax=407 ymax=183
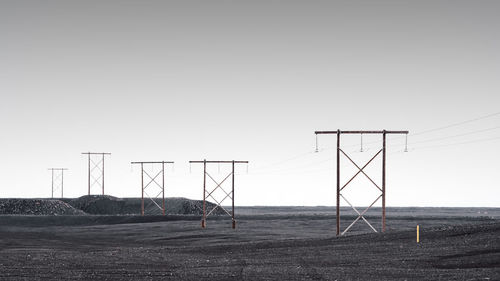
xmin=131 ymin=161 xmax=174 ymax=216
xmin=189 ymin=160 xmax=248 ymax=229
xmin=48 ymin=168 xmax=67 ymax=198
xmin=82 ymin=152 xmax=111 ymax=195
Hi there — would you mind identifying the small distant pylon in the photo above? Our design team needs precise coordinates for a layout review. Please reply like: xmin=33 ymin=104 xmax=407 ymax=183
xmin=82 ymin=152 xmax=111 ymax=195
xmin=131 ymin=161 xmax=174 ymax=216
xmin=189 ymin=160 xmax=249 ymax=229
xmin=48 ymin=168 xmax=68 ymax=198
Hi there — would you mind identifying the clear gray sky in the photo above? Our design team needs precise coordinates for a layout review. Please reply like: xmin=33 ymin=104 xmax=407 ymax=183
xmin=1 ymin=0 xmax=499 ymax=206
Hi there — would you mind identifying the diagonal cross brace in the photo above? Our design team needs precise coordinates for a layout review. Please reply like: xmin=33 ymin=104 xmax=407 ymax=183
xmin=206 ymin=172 xmax=232 ymax=199
xmin=205 ymin=172 xmax=234 ymax=217
xmin=90 ymin=174 xmax=103 ymax=188
xmin=89 ymin=158 xmax=103 ymax=173
xmin=340 ymin=194 xmax=382 ymax=235
xmin=339 ymin=149 xmax=383 ymax=192
xmin=144 ymin=190 xmax=164 ymax=212
xmin=206 ymin=172 xmax=233 ymax=199
xmin=206 ymin=193 xmax=233 ymax=217
xmin=143 ymin=169 xmax=163 ymax=191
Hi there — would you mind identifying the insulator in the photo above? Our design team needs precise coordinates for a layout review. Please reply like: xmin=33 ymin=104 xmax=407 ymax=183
xmin=360 ymin=133 xmax=364 ymax=152
xmin=315 ymin=134 xmax=319 ymax=153
xmin=404 ymin=134 xmax=409 ymax=152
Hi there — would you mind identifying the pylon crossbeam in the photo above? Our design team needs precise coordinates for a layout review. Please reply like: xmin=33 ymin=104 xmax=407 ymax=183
xmin=339 ymin=149 xmax=382 ymax=192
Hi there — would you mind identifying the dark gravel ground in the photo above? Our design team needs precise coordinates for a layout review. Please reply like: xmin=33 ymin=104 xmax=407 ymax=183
xmin=0 ymin=208 xmax=499 ymax=280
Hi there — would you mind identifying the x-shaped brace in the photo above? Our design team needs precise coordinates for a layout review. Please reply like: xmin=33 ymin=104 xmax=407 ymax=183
xmin=143 ymin=170 xmax=163 ymax=191
xmin=339 ymin=148 xmax=383 ymax=192
xmin=205 ymin=172 xmax=233 ymax=217
xmin=90 ymin=174 xmax=102 ymax=188
xmin=340 ymin=194 xmax=382 ymax=235
xmin=90 ymin=158 xmax=103 ymax=174
xmin=142 ymin=169 xmax=164 ymax=213
xmin=144 ymin=189 xmax=164 ymax=211
xmin=52 ymin=173 xmax=63 ymax=190
xmin=89 ymin=157 xmax=104 ymax=190
xmin=339 ymin=148 xmax=384 ymax=235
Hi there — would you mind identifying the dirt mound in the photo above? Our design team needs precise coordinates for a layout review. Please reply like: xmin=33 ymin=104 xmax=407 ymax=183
xmin=65 ymin=196 xmax=225 ymax=216
xmin=66 ymin=195 xmax=127 ymax=215
xmin=0 ymin=199 xmax=86 ymax=215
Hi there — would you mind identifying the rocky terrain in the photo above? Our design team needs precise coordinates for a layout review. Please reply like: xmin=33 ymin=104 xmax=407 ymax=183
xmin=0 ymin=196 xmax=223 ymax=216
xmin=0 ymin=199 xmax=85 ymax=215
xmin=0 ymin=208 xmax=498 ymax=280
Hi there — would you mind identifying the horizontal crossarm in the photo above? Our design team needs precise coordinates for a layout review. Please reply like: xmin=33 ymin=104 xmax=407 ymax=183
xmin=315 ymin=130 xmax=408 ymax=135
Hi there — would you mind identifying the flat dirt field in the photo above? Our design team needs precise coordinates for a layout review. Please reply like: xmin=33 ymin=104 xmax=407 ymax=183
xmin=0 ymin=207 xmax=499 ymax=280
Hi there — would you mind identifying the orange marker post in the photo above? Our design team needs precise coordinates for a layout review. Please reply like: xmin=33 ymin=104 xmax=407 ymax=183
xmin=417 ymin=225 xmax=420 ymax=243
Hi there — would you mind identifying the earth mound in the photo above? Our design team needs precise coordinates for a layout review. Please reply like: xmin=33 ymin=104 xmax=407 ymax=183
xmin=64 ymin=195 xmax=224 ymax=215
xmin=0 ymin=199 xmax=86 ymax=215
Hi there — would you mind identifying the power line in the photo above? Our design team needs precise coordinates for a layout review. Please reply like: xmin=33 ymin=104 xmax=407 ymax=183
xmin=251 ymin=150 xmax=316 ymax=171
xmin=340 ymin=110 xmax=500 ymax=149
xmin=249 ymin=157 xmax=334 ymax=175
xmin=412 ymin=110 xmax=500 ymax=136
xmin=353 ymin=125 xmax=500 ymax=152
xmin=409 ymin=135 xmax=500 ymax=150
xmin=407 ymin=125 xmax=500 ymax=145
xmin=246 ymin=111 xmax=500 ymax=176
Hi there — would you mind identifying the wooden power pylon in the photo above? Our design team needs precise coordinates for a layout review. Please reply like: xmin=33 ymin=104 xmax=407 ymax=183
xmin=315 ymin=130 xmax=408 ymax=236
xmin=131 ymin=161 xmax=174 ymax=216
xmin=48 ymin=168 xmax=67 ymax=198
xmin=82 ymin=152 xmax=111 ymax=195
xmin=189 ymin=160 xmax=248 ymax=229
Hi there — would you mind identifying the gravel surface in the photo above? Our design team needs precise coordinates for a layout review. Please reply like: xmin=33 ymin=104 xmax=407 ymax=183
xmin=0 ymin=196 xmax=223 ymax=216
xmin=0 ymin=199 xmax=85 ymax=215
xmin=64 ymin=195 xmax=224 ymax=215
xmin=0 ymin=208 xmax=498 ymax=280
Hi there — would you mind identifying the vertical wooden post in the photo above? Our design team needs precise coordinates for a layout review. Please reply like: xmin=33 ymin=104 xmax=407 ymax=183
xmin=162 ymin=162 xmax=166 ymax=216
xmin=232 ymin=160 xmax=236 ymax=229
xmin=61 ymin=169 xmax=64 ymax=198
xmin=51 ymin=169 xmax=54 ymax=199
xmin=141 ymin=163 xmax=144 ymax=216
xmin=102 ymin=154 xmax=105 ymax=195
xmin=88 ymin=155 xmax=91 ymax=196
xmin=382 ymin=130 xmax=387 ymax=232
xmin=336 ymin=130 xmax=341 ymax=236
xmin=202 ymin=159 xmax=206 ymax=228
